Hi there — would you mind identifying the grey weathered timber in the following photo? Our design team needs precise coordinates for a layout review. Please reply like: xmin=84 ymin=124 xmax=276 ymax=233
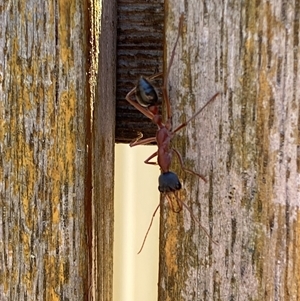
xmin=92 ymin=0 xmax=116 ymax=300
xmin=0 ymin=0 xmax=116 ymax=300
xmin=0 ymin=0 xmax=90 ymax=299
xmin=159 ymin=1 xmax=300 ymax=300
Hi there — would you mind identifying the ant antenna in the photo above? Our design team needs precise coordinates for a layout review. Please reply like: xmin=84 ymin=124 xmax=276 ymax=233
xmin=137 ymin=204 xmax=161 ymax=254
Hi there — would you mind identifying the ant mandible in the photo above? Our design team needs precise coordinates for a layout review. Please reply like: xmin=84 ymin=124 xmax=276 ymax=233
xmin=125 ymin=13 xmax=219 ymax=253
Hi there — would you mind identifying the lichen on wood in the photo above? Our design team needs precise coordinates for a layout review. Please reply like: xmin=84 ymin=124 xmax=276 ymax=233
xmin=0 ymin=0 xmax=91 ymax=299
xmin=159 ymin=1 xmax=300 ymax=300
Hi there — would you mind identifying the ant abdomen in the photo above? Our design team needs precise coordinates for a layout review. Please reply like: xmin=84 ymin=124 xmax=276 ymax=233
xmin=158 ymin=171 xmax=182 ymax=193
xmin=136 ymin=76 xmax=158 ymax=107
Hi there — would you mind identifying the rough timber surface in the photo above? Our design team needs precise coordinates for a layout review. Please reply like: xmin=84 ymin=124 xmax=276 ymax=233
xmin=158 ymin=1 xmax=300 ymax=301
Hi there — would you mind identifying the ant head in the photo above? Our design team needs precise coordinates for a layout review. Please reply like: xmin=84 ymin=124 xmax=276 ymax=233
xmin=136 ymin=76 xmax=158 ymax=107
xmin=158 ymin=171 xmax=182 ymax=193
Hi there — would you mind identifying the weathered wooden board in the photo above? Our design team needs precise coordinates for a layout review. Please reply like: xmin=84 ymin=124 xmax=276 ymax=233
xmin=159 ymin=1 xmax=300 ymax=300
xmin=0 ymin=0 xmax=116 ymax=300
xmin=0 ymin=0 xmax=90 ymax=300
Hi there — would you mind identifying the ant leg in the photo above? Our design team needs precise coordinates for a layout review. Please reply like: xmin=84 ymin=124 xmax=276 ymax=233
xmin=172 ymin=148 xmax=207 ymax=183
xmin=172 ymin=92 xmax=220 ymax=134
xmin=144 ymin=151 xmax=158 ymax=165
xmin=162 ymin=14 xmax=184 ymax=121
xmin=174 ymin=194 xmax=218 ymax=245
xmin=125 ymin=86 xmax=154 ymax=120
xmin=129 ymin=132 xmax=157 ymax=147
xmin=137 ymin=203 xmax=160 ymax=254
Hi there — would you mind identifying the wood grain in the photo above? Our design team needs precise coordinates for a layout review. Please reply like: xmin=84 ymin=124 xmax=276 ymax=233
xmin=0 ymin=0 xmax=113 ymax=300
xmin=159 ymin=1 xmax=300 ymax=300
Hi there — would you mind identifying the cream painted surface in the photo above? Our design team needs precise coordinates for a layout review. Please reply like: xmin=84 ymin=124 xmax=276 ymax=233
xmin=114 ymin=144 xmax=160 ymax=301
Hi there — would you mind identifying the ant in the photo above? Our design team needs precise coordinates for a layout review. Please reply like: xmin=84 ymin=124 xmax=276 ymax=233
xmin=125 ymin=14 xmax=219 ymax=253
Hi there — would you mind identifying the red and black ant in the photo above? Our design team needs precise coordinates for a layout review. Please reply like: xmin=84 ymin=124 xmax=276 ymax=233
xmin=125 ymin=14 xmax=219 ymax=253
